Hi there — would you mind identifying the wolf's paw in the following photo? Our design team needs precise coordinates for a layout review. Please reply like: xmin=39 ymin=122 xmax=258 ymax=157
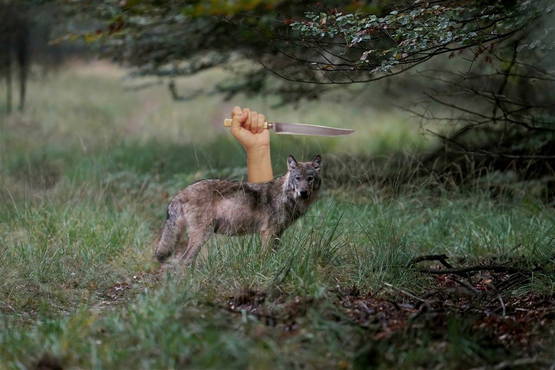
xmin=154 ymin=250 xmax=172 ymax=263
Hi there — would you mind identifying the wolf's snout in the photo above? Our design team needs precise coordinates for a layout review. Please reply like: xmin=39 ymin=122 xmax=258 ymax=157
xmin=300 ymin=190 xmax=309 ymax=199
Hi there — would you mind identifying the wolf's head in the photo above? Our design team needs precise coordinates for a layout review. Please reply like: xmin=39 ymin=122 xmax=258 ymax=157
xmin=285 ymin=154 xmax=322 ymax=200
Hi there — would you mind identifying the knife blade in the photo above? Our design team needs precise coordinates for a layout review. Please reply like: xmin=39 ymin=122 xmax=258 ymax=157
xmin=223 ymin=119 xmax=354 ymax=136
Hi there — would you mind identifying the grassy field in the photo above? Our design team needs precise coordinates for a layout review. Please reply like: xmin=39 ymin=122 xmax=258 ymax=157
xmin=0 ymin=61 xmax=553 ymax=369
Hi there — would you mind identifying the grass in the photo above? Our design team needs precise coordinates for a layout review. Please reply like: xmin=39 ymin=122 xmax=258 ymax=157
xmin=0 ymin=61 xmax=554 ymax=369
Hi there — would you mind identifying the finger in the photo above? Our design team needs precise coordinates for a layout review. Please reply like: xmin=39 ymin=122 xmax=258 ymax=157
xmin=257 ymin=113 xmax=266 ymax=134
xmin=231 ymin=106 xmax=242 ymax=129
xmin=243 ymin=108 xmax=252 ymax=131
xmin=249 ymin=111 xmax=258 ymax=134
xmin=239 ymin=108 xmax=248 ymax=124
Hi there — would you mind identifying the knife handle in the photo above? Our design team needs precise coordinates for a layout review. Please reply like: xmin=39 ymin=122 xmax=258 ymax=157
xmin=224 ymin=119 xmax=272 ymax=129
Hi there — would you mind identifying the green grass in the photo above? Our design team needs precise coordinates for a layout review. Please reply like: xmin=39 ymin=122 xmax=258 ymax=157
xmin=0 ymin=62 xmax=553 ymax=369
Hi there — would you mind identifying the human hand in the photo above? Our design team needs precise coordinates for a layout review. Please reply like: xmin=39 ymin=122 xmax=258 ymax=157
xmin=229 ymin=106 xmax=273 ymax=183
xmin=230 ymin=106 xmax=271 ymax=151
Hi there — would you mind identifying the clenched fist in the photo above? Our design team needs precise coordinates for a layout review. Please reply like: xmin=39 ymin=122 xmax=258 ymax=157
xmin=230 ymin=106 xmax=271 ymax=151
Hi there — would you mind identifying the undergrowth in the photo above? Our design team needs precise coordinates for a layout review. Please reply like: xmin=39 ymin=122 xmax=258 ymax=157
xmin=0 ymin=62 xmax=553 ymax=369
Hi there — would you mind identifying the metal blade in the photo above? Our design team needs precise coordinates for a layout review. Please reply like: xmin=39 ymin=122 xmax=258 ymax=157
xmin=271 ymin=122 xmax=354 ymax=136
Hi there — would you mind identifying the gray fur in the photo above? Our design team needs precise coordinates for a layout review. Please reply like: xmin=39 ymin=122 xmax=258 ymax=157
xmin=155 ymin=154 xmax=322 ymax=265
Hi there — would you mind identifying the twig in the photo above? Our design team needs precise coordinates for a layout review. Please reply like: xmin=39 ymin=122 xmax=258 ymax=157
xmin=383 ymin=282 xmax=428 ymax=304
xmin=407 ymin=254 xmax=453 ymax=269
xmin=408 ymin=302 xmax=430 ymax=322
xmin=450 ymin=276 xmax=480 ymax=295
xmin=496 ymin=272 xmax=529 ymax=292
xmin=498 ymin=295 xmax=506 ymax=317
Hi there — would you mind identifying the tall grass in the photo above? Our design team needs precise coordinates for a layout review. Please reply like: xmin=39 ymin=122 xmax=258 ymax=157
xmin=0 ymin=61 xmax=553 ymax=369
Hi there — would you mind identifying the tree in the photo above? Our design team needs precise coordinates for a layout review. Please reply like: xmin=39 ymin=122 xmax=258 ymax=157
xmin=0 ymin=1 xmax=29 ymax=113
xmin=62 ymin=0 xmax=554 ymax=179
xmin=0 ymin=0 xmax=92 ymax=113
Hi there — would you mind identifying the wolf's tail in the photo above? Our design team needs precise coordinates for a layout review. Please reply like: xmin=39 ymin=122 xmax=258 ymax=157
xmin=155 ymin=200 xmax=185 ymax=262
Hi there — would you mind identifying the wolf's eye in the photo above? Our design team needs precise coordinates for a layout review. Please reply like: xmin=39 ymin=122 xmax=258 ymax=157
xmin=307 ymin=176 xmax=314 ymax=182
xmin=295 ymin=176 xmax=301 ymax=181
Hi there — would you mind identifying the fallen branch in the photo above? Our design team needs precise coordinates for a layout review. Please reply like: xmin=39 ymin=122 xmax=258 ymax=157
xmin=407 ymin=254 xmax=453 ymax=269
xmin=408 ymin=254 xmax=530 ymax=277
xmin=415 ymin=264 xmax=522 ymax=276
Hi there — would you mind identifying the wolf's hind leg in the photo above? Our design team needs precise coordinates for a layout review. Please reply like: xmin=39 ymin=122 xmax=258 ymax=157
xmin=155 ymin=201 xmax=186 ymax=263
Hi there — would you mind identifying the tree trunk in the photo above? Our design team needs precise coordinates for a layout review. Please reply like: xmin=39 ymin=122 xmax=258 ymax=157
xmin=6 ymin=48 xmax=13 ymax=114
xmin=16 ymin=22 xmax=29 ymax=111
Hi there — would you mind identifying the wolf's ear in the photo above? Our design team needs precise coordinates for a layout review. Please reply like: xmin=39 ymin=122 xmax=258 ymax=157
xmin=312 ymin=154 xmax=322 ymax=171
xmin=287 ymin=155 xmax=298 ymax=170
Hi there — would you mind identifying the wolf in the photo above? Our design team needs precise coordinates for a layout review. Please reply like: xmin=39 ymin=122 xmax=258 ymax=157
xmin=155 ymin=154 xmax=322 ymax=265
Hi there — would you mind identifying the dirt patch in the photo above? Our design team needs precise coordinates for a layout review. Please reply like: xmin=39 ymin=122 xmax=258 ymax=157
xmin=226 ymin=289 xmax=313 ymax=332
xmin=95 ymin=271 xmax=159 ymax=310
xmin=222 ymin=271 xmax=554 ymax=357
xmin=337 ymin=285 xmax=554 ymax=347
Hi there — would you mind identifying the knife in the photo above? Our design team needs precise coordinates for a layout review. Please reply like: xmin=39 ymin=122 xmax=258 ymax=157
xmin=223 ymin=119 xmax=354 ymax=136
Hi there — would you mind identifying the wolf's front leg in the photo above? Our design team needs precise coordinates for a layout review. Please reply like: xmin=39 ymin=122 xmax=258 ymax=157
xmin=260 ymin=228 xmax=282 ymax=252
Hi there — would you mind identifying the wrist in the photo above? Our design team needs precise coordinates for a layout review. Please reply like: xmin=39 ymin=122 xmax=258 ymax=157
xmin=245 ymin=144 xmax=270 ymax=155
xmin=246 ymin=145 xmax=273 ymax=183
